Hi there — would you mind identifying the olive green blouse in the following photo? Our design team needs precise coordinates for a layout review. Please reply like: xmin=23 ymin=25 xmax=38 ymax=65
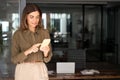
xmin=11 ymin=28 xmax=52 ymax=64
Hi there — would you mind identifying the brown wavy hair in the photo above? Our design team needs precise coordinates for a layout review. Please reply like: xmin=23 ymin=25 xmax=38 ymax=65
xmin=20 ymin=3 xmax=42 ymax=31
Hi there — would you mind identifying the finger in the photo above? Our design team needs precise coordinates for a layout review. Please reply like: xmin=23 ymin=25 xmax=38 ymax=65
xmin=35 ymin=43 xmax=41 ymax=47
xmin=33 ymin=48 xmax=38 ymax=53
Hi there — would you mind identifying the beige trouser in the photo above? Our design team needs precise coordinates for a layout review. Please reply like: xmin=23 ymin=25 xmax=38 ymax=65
xmin=15 ymin=62 xmax=49 ymax=80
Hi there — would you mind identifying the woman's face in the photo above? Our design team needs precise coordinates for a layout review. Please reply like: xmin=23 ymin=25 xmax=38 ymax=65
xmin=27 ymin=11 xmax=40 ymax=29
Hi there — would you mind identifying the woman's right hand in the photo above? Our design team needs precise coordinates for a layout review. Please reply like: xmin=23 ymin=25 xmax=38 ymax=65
xmin=24 ymin=43 xmax=41 ymax=56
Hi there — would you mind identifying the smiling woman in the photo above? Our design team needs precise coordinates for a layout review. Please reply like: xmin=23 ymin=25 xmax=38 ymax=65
xmin=11 ymin=3 xmax=52 ymax=80
xmin=26 ymin=11 xmax=40 ymax=32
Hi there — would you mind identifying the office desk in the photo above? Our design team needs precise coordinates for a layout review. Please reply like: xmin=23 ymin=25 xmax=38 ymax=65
xmin=1 ymin=70 xmax=120 ymax=80
xmin=49 ymin=70 xmax=120 ymax=80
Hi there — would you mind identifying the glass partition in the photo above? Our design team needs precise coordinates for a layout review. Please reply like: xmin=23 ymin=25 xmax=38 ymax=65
xmin=84 ymin=6 xmax=102 ymax=62
xmin=0 ymin=0 xmax=20 ymax=77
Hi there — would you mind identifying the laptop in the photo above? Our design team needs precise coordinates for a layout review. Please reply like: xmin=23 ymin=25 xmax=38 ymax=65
xmin=56 ymin=62 xmax=75 ymax=74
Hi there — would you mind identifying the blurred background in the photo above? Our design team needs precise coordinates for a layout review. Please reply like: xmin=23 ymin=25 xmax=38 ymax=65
xmin=0 ymin=0 xmax=120 ymax=78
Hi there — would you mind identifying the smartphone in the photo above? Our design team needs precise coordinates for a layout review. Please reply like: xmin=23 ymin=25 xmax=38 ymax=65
xmin=40 ymin=39 xmax=51 ymax=48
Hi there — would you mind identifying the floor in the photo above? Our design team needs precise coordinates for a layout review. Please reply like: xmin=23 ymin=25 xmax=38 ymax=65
xmin=0 ymin=46 xmax=15 ymax=78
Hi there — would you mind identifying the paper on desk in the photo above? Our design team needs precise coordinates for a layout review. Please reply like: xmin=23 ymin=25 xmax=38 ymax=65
xmin=40 ymin=39 xmax=51 ymax=48
xmin=80 ymin=69 xmax=100 ymax=75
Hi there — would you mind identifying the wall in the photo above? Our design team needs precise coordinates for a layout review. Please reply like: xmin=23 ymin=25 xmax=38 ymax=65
xmin=118 ymin=8 xmax=120 ymax=64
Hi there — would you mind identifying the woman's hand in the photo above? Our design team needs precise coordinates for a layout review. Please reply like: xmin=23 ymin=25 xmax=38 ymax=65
xmin=40 ymin=45 xmax=50 ymax=57
xmin=24 ymin=43 xmax=41 ymax=56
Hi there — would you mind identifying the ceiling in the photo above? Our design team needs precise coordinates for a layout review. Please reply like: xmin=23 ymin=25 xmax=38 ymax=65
xmin=2 ymin=0 xmax=120 ymax=4
xmin=26 ymin=0 xmax=120 ymax=8
xmin=26 ymin=0 xmax=120 ymax=4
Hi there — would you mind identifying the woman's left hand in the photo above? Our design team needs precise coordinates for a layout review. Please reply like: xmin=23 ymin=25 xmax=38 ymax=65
xmin=40 ymin=45 xmax=50 ymax=57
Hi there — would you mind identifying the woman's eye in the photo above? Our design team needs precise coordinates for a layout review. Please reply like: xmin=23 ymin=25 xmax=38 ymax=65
xmin=30 ymin=15 xmax=34 ymax=19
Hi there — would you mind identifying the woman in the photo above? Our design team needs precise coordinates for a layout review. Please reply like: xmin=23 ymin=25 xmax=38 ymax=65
xmin=11 ymin=4 xmax=52 ymax=80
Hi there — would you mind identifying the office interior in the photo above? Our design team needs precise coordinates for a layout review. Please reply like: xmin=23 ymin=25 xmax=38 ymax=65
xmin=0 ymin=0 xmax=120 ymax=78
